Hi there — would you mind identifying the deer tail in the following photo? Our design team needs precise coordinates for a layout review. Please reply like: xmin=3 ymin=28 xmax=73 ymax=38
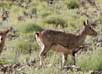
xmin=35 ymin=32 xmax=40 ymax=37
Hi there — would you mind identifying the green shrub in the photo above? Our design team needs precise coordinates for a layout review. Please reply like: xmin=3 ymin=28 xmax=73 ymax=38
xmin=40 ymin=10 xmax=52 ymax=17
xmin=0 ymin=59 xmax=9 ymax=64
xmin=16 ymin=40 xmax=31 ymax=54
xmin=0 ymin=2 xmax=13 ymax=9
xmin=67 ymin=0 xmax=79 ymax=9
xmin=77 ymin=47 xmax=102 ymax=70
xmin=17 ymin=23 xmax=43 ymax=33
xmin=44 ymin=15 xmax=67 ymax=28
xmin=16 ymin=40 xmax=34 ymax=54
xmin=7 ymin=33 xmax=38 ymax=54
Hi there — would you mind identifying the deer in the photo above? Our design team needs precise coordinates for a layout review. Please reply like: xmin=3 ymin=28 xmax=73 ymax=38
xmin=35 ymin=20 xmax=97 ymax=68
xmin=2 ymin=10 xmax=9 ymax=21
xmin=0 ymin=27 xmax=12 ymax=55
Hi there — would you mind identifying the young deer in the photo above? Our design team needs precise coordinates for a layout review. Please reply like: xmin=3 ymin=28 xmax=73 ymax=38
xmin=2 ymin=10 xmax=9 ymax=21
xmin=35 ymin=20 xmax=97 ymax=67
xmin=0 ymin=27 xmax=12 ymax=55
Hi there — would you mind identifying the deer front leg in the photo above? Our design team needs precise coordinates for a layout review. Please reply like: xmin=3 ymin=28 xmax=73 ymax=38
xmin=62 ymin=53 xmax=68 ymax=67
xmin=0 ymin=48 xmax=3 ymax=55
xmin=72 ymin=47 xmax=84 ymax=65
xmin=72 ymin=51 xmax=76 ymax=65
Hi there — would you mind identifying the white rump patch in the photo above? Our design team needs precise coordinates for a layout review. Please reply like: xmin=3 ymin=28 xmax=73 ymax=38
xmin=35 ymin=34 xmax=44 ymax=49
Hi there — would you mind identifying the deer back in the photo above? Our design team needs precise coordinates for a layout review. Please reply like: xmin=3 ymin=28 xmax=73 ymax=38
xmin=36 ymin=30 xmax=81 ymax=49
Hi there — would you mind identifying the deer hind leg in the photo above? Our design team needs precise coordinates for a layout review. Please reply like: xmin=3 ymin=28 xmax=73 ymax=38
xmin=39 ymin=44 xmax=51 ymax=66
xmin=62 ymin=53 xmax=68 ymax=67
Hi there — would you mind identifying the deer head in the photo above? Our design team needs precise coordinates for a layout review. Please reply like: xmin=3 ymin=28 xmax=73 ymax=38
xmin=0 ymin=27 xmax=12 ymax=43
xmin=83 ymin=20 xmax=97 ymax=36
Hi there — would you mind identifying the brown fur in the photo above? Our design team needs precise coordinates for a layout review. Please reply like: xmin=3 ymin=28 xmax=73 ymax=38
xmin=0 ymin=27 xmax=12 ymax=55
xmin=35 ymin=20 xmax=97 ymax=66
xmin=2 ymin=10 xmax=9 ymax=21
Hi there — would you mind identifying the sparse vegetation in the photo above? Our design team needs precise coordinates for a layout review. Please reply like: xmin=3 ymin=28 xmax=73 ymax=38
xmin=16 ymin=23 xmax=43 ymax=33
xmin=67 ymin=0 xmax=80 ymax=9
xmin=0 ymin=0 xmax=102 ymax=74
xmin=44 ymin=15 xmax=68 ymax=28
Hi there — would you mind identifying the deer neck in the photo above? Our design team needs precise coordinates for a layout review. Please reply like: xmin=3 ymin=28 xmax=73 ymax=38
xmin=77 ymin=29 xmax=87 ymax=44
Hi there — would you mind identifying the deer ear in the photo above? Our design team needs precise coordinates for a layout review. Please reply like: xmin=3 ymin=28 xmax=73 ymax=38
xmin=3 ymin=27 xmax=12 ymax=34
xmin=4 ymin=29 xmax=9 ymax=34
xmin=87 ymin=19 xmax=89 ymax=25
xmin=83 ymin=21 xmax=87 ymax=26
